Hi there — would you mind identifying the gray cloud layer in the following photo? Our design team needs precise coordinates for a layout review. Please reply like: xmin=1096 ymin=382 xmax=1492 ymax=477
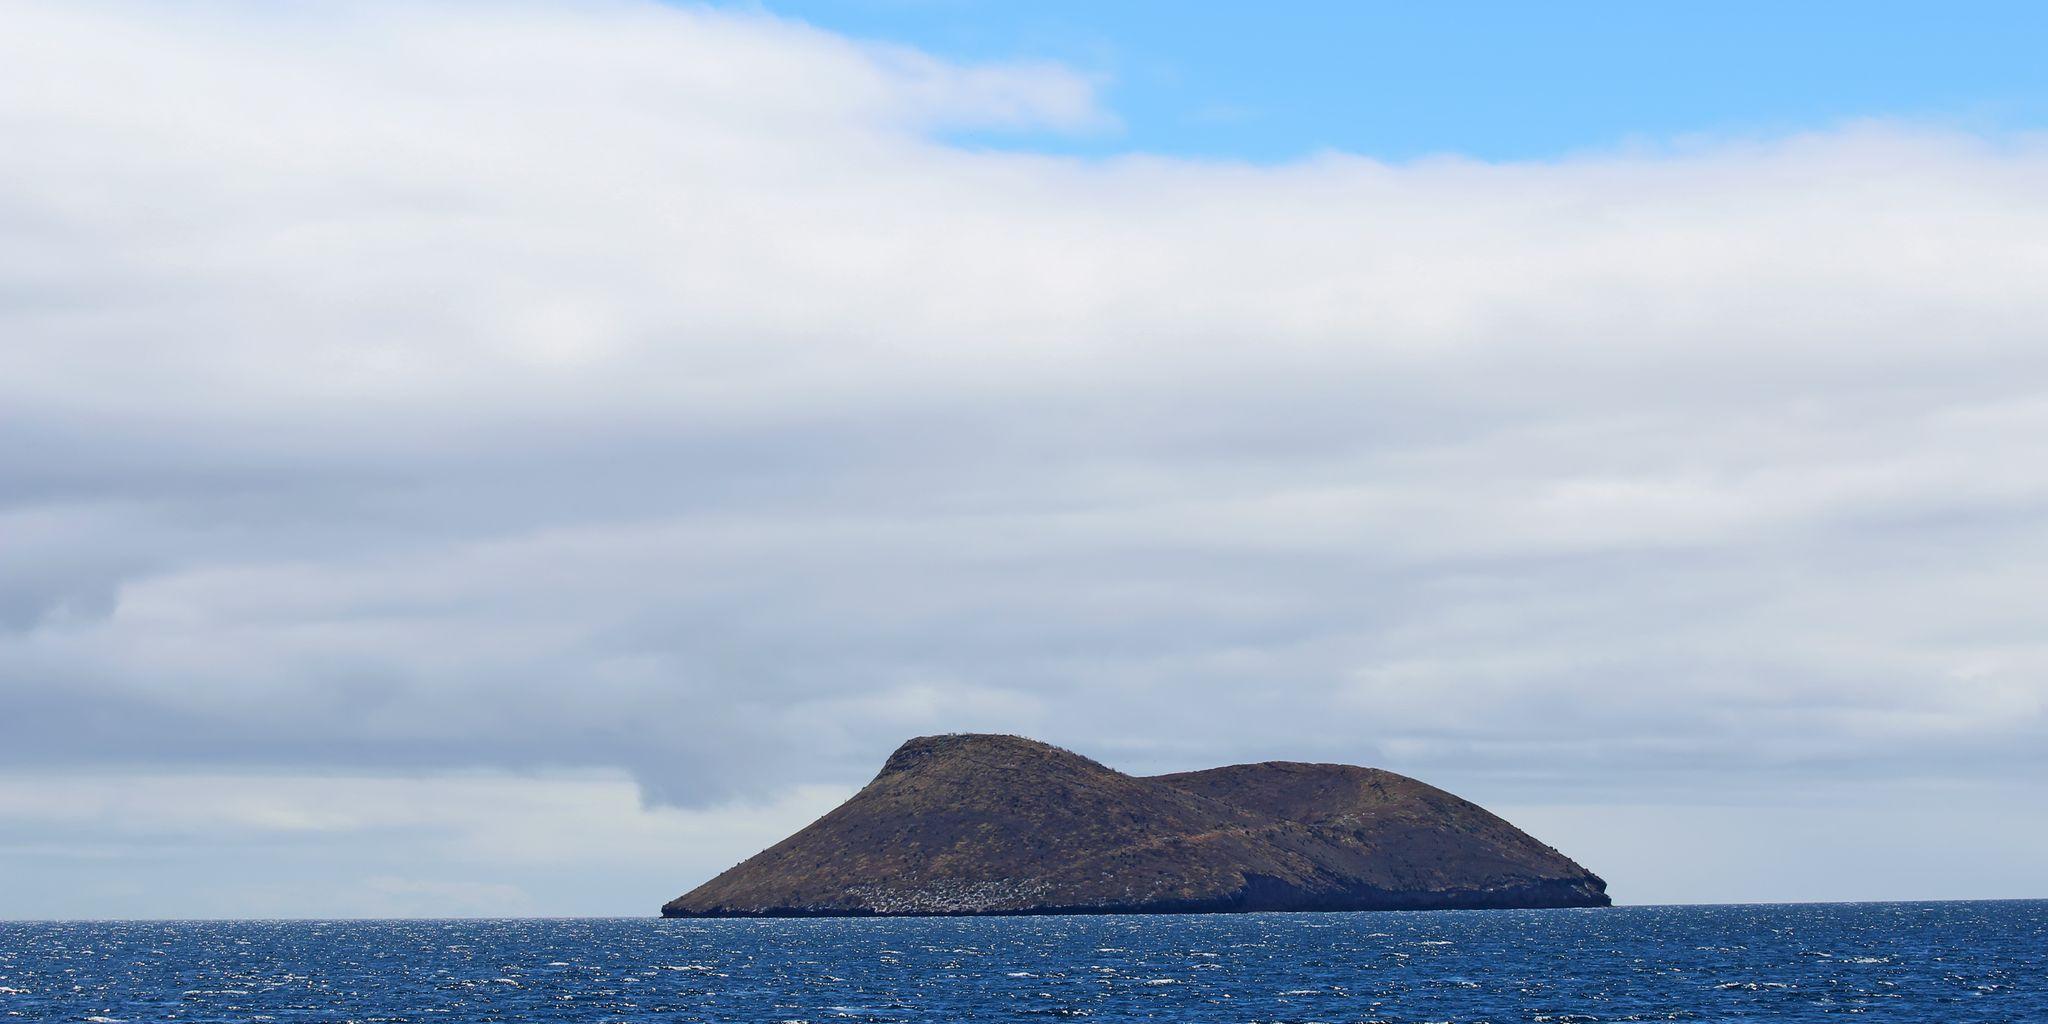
xmin=4 ymin=0 xmax=2046 ymax=873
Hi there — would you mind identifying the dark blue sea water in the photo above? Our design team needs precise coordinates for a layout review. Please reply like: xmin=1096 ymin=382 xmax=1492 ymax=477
xmin=2 ymin=901 xmax=2041 ymax=1022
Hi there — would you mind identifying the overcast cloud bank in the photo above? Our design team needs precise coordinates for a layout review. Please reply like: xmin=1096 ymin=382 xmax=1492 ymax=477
xmin=3 ymin=0 xmax=2046 ymax=914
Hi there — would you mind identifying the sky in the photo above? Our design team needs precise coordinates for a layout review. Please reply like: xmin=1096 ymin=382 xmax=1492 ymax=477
xmin=1 ymin=0 xmax=2045 ymax=918
xmin=771 ymin=0 xmax=2048 ymax=160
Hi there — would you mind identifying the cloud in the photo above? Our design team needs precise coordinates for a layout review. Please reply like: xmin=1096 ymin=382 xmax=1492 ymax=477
xmin=0 ymin=768 xmax=851 ymax=917
xmin=0 ymin=0 xmax=2045 ymax=889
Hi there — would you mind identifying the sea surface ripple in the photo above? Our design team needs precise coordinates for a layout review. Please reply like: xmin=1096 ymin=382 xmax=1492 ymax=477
xmin=1 ymin=900 xmax=2041 ymax=1022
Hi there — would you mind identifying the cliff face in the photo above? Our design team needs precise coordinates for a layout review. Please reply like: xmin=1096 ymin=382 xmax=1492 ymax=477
xmin=662 ymin=733 xmax=1609 ymax=917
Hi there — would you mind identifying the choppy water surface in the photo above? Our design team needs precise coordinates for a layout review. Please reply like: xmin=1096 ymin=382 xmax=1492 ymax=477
xmin=2 ymin=901 xmax=2041 ymax=1022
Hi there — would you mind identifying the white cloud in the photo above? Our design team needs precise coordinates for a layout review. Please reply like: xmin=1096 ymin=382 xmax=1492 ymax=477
xmin=0 ymin=769 xmax=851 ymax=917
xmin=0 ymin=0 xmax=2045 ymax=908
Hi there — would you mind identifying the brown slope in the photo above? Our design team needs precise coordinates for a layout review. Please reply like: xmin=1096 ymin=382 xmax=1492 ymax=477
xmin=1153 ymin=762 xmax=1604 ymax=903
xmin=662 ymin=733 xmax=1608 ymax=917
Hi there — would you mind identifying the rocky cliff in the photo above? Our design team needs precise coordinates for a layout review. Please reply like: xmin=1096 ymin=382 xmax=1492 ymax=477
xmin=662 ymin=733 xmax=1608 ymax=917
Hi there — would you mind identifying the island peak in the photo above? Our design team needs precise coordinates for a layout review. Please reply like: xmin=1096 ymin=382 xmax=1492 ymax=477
xmin=876 ymin=732 xmax=1095 ymax=777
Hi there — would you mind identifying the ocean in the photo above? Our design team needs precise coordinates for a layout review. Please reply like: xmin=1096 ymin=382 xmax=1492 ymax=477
xmin=2 ymin=900 xmax=2040 ymax=1022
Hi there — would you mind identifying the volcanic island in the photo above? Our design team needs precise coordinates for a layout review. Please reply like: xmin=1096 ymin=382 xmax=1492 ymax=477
xmin=662 ymin=733 xmax=1609 ymax=917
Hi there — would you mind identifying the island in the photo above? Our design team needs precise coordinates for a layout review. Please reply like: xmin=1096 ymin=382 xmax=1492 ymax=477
xmin=662 ymin=733 xmax=1609 ymax=917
